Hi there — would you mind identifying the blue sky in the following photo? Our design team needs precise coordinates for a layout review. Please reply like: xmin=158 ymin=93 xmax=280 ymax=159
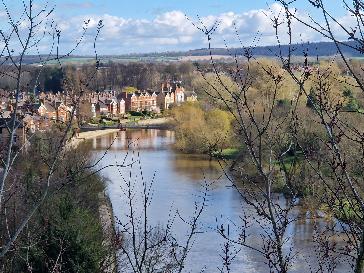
xmin=54 ymin=0 xmax=344 ymax=20
xmin=56 ymin=1 xmax=278 ymax=18
xmin=0 ymin=1 xmax=352 ymax=55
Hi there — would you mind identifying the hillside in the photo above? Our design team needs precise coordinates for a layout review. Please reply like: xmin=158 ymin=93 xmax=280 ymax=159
xmin=127 ymin=41 xmax=363 ymax=58
xmin=9 ymin=40 xmax=364 ymax=65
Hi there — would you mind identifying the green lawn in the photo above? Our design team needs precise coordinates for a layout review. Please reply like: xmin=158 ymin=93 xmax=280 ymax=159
xmin=212 ymin=148 xmax=240 ymax=159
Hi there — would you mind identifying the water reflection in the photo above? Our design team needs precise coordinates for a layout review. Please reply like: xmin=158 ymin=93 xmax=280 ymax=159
xmin=91 ymin=129 xmax=174 ymax=151
xmin=171 ymin=153 xmax=227 ymax=182
xmin=91 ymin=129 xmax=350 ymax=273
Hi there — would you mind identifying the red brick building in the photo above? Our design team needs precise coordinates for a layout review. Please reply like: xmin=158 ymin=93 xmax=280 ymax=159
xmin=121 ymin=91 xmax=158 ymax=112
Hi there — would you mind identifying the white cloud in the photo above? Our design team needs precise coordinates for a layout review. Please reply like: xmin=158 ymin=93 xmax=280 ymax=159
xmin=1 ymin=3 xmax=358 ymax=55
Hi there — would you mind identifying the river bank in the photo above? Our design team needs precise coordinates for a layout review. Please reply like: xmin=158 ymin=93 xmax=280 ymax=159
xmin=69 ymin=128 xmax=118 ymax=272
xmin=69 ymin=129 xmax=120 ymax=148
xmin=98 ymin=191 xmax=117 ymax=273
xmin=82 ymin=117 xmax=174 ymax=131
xmin=90 ymin=129 xmax=350 ymax=273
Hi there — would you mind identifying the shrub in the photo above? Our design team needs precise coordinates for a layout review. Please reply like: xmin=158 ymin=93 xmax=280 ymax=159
xmin=172 ymin=103 xmax=235 ymax=154
xmin=19 ymin=197 xmax=106 ymax=273
xmin=8 ymin=140 xmax=108 ymax=273
xmin=343 ymin=97 xmax=360 ymax=112
xmin=128 ymin=111 xmax=143 ymax=116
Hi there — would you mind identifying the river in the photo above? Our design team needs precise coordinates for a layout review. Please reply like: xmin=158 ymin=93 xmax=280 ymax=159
xmin=90 ymin=129 xmax=349 ymax=273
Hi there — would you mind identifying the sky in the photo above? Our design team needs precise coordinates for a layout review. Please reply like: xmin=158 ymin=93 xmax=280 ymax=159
xmin=0 ymin=0 xmax=353 ymax=55
xmin=52 ymin=0 xmax=345 ymax=21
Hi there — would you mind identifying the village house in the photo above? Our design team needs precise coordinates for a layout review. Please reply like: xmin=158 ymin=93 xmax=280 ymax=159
xmin=105 ymin=98 xmax=118 ymax=116
xmin=118 ymin=99 xmax=125 ymax=115
xmin=38 ymin=101 xmax=56 ymax=120
xmin=38 ymin=100 xmax=72 ymax=122
xmin=119 ymin=81 xmax=196 ymax=112
xmin=156 ymin=91 xmax=175 ymax=110
xmin=83 ymin=93 xmax=98 ymax=118
xmin=35 ymin=116 xmax=53 ymax=131
xmin=120 ymin=92 xmax=135 ymax=112
xmin=0 ymin=80 xmax=197 ymax=136
xmin=96 ymin=101 xmax=109 ymax=116
xmin=141 ymin=91 xmax=158 ymax=112
xmin=93 ymin=91 xmax=125 ymax=117
xmin=23 ymin=114 xmax=36 ymax=133
xmin=120 ymin=91 xmax=158 ymax=112
xmin=91 ymin=103 xmax=96 ymax=118
xmin=175 ymin=87 xmax=184 ymax=104
xmin=161 ymin=81 xmax=185 ymax=105
xmin=0 ymin=118 xmax=30 ymax=152
xmin=55 ymin=101 xmax=72 ymax=122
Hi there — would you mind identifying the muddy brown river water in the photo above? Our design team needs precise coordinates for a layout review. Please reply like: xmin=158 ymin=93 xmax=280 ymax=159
xmin=90 ymin=129 xmax=350 ymax=273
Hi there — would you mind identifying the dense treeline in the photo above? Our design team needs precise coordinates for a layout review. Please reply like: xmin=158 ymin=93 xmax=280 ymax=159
xmin=0 ymin=62 xmax=197 ymax=93
xmin=0 ymin=61 xmax=253 ymax=94
xmin=171 ymin=58 xmax=364 ymax=159
xmin=2 ymin=56 xmax=360 ymax=96
xmin=2 ymin=57 xmax=360 ymax=97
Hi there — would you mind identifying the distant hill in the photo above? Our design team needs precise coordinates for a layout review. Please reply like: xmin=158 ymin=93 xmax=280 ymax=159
xmin=126 ymin=41 xmax=363 ymax=59
xmin=9 ymin=40 xmax=364 ymax=65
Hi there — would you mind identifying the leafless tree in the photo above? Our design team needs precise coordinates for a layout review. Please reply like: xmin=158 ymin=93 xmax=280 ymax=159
xmin=188 ymin=17 xmax=304 ymax=272
xmin=189 ymin=0 xmax=364 ymax=272
xmin=115 ymin=148 xmax=208 ymax=273
xmin=270 ymin=1 xmax=364 ymax=272
xmin=0 ymin=0 xmax=110 ymax=267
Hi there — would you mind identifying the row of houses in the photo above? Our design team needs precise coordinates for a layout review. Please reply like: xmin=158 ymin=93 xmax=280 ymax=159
xmin=82 ymin=81 xmax=197 ymax=116
xmin=1 ymin=81 xmax=197 ymax=119
xmin=0 ymin=81 xmax=198 ymax=148
xmin=37 ymin=100 xmax=72 ymax=122
xmin=120 ymin=81 xmax=197 ymax=113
